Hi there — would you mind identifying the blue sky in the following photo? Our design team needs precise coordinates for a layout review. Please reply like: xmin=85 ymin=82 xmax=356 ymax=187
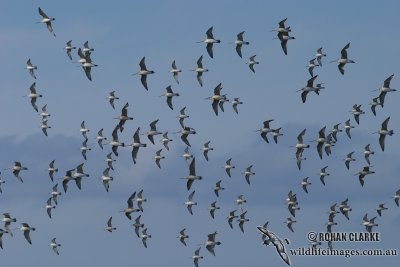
xmin=0 ymin=0 xmax=399 ymax=266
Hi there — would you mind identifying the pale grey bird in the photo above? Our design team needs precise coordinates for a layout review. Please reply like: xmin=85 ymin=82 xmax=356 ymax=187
xmin=101 ymin=167 xmax=113 ymax=192
xmin=201 ymin=141 xmax=214 ymax=161
xmin=182 ymin=146 xmax=194 ymax=163
xmin=71 ymin=163 xmax=90 ymax=190
xmin=61 ymin=169 xmax=74 ymax=193
xmin=351 ymin=104 xmax=365 ymax=125
xmin=315 ymin=126 xmax=327 ymax=159
xmin=300 ymin=177 xmax=311 ymax=194
xmin=294 ymin=128 xmax=310 ymax=158
xmin=105 ymin=217 xmax=116 ymax=232
xmin=227 ymin=210 xmax=238 ymax=229
xmin=277 ymin=29 xmax=295 ymax=56
xmin=41 ymin=119 xmax=51 ymax=136
xmin=297 ymin=75 xmax=322 ymax=103
xmin=204 ymin=231 xmax=221 ymax=256
xmin=246 ymin=55 xmax=259 ymax=73
xmin=80 ymin=121 xmax=90 ymax=139
xmin=107 ymin=91 xmax=119 ymax=109
xmin=295 ymin=155 xmax=307 ymax=170
xmin=50 ymin=238 xmax=61 ymax=255
xmin=192 ymin=55 xmax=208 ymax=87
xmin=339 ymin=198 xmax=352 ymax=220
xmin=284 ymin=217 xmax=296 ymax=232
xmin=185 ymin=190 xmax=197 ymax=215
xmin=48 ymin=160 xmax=58 ymax=181
xmin=326 ymin=219 xmax=338 ymax=233
xmin=330 ymin=42 xmax=355 ymax=75
xmin=344 ymin=151 xmax=356 ymax=170
xmin=224 ymin=158 xmax=235 ymax=177
xmin=205 ymin=83 xmax=224 ymax=116
xmin=330 ymin=123 xmax=342 ymax=142
xmin=51 ymin=184 xmax=61 ymax=205
xmin=159 ymin=85 xmax=180 ymax=110
xmin=355 ymin=166 xmax=375 ymax=187
xmin=315 ymin=47 xmax=327 ymax=66
xmin=19 ymin=223 xmax=36 ymax=244
xmin=232 ymin=31 xmax=249 ymax=58
xmin=306 ymin=58 xmax=319 ymax=77
xmin=25 ymin=82 xmax=43 ymax=112
xmin=114 ymin=102 xmax=133 ymax=132
xmin=176 ymin=126 xmax=197 ymax=147
xmin=272 ymin=127 xmax=283 ymax=144
xmin=129 ymin=127 xmax=147 ymax=164
xmin=136 ymin=189 xmax=147 ymax=212
xmin=170 ymin=60 xmax=182 ymax=84
xmin=344 ymin=119 xmax=354 ymax=139
xmin=106 ymin=152 xmax=116 ymax=170
xmin=178 ymin=228 xmax=189 ymax=246
xmin=319 ymin=166 xmax=330 ymax=186
xmin=181 ymin=158 xmax=202 ymax=190
xmin=271 ymin=18 xmax=292 ymax=34
xmin=375 ymin=74 xmax=396 ymax=107
xmin=160 ymin=132 xmax=172 ymax=151
xmin=80 ymin=138 xmax=91 ymax=160
xmin=256 ymin=119 xmax=274 ymax=143
xmin=121 ymin=192 xmax=140 ymax=220
xmin=369 ymin=97 xmax=383 ymax=116
xmin=242 ymin=165 xmax=255 ymax=185
xmin=324 ymin=133 xmax=335 ymax=156
xmin=364 ymin=144 xmax=374 ymax=165
xmin=82 ymin=41 xmax=94 ymax=55
xmin=362 ymin=213 xmax=378 ymax=233
xmin=192 ymin=247 xmax=203 ymax=267
xmin=154 ymin=149 xmax=165 ymax=169
xmin=64 ymin=40 xmax=76 ymax=60
xmin=9 ymin=161 xmax=28 ymax=183
xmin=375 ymin=203 xmax=388 ymax=217
xmin=109 ymin=125 xmax=125 ymax=157
xmin=237 ymin=211 xmax=249 ymax=233
xmin=132 ymin=215 xmax=144 ymax=237
xmin=177 ymin=107 xmax=190 ymax=128
xmin=197 ymin=26 xmax=221 ymax=59
xmin=96 ymin=128 xmax=107 ymax=150
xmin=26 ymin=59 xmax=37 ymax=79
xmin=213 ymin=180 xmax=225 ymax=197
xmin=373 ymin=117 xmax=394 ymax=152
xmin=236 ymin=195 xmax=247 ymax=211
xmin=145 ymin=119 xmax=162 ymax=145
xmin=44 ymin=197 xmax=56 ymax=218
xmin=37 ymin=7 xmax=56 ymax=37
xmin=209 ymin=201 xmax=220 ymax=219
xmin=140 ymin=228 xmax=151 ymax=248
xmin=2 ymin=213 xmax=17 ymax=237
xmin=77 ymin=48 xmax=97 ymax=81
xmin=132 ymin=57 xmax=155 ymax=90
xmin=40 ymin=104 xmax=50 ymax=119
xmin=232 ymin=97 xmax=243 ymax=114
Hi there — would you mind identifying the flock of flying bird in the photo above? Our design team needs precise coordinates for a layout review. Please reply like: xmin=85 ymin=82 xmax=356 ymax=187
xmin=0 ymin=7 xmax=399 ymax=267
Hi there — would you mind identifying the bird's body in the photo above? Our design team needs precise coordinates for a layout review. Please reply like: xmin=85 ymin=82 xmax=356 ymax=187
xmin=331 ymin=43 xmax=355 ymax=75
xmin=182 ymin=158 xmax=202 ymax=190
xmin=133 ymin=57 xmax=155 ymax=90
xmin=38 ymin=7 xmax=56 ymax=37
xmin=198 ymin=27 xmax=221 ymax=58
xmin=233 ymin=31 xmax=249 ymax=58
xmin=246 ymin=55 xmax=259 ymax=73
